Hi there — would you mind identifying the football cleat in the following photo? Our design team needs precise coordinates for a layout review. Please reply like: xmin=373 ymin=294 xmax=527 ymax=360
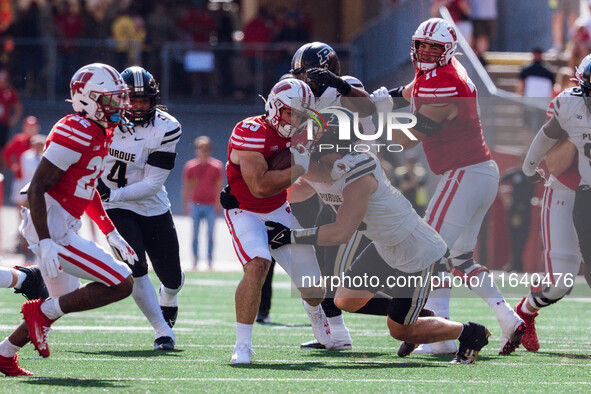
xmin=303 ymin=301 xmax=331 ymax=345
xmin=161 ymin=306 xmax=178 ymax=328
xmin=397 ymin=308 xmax=436 ymax=357
xmin=13 ymin=266 xmax=49 ymax=300
xmin=0 ymin=354 xmax=33 ymax=376
xmin=255 ymin=313 xmax=271 ymax=324
xmin=300 ymin=338 xmax=352 ymax=350
xmin=231 ymin=344 xmax=255 ymax=364
xmin=412 ymin=341 xmax=458 ymax=355
xmin=154 ymin=336 xmax=175 ymax=350
xmin=497 ymin=307 xmax=526 ymax=355
xmin=451 ymin=322 xmax=491 ymax=364
xmin=22 ymin=299 xmax=54 ymax=358
xmin=514 ymin=297 xmax=539 ymax=351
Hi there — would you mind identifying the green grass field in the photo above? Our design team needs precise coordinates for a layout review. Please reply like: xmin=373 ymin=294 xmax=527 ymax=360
xmin=1 ymin=272 xmax=590 ymax=392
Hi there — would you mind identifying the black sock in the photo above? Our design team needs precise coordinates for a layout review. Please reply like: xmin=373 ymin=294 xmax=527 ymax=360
xmin=321 ymin=298 xmax=342 ymax=318
xmin=354 ymin=295 xmax=391 ymax=316
xmin=458 ymin=323 xmax=473 ymax=342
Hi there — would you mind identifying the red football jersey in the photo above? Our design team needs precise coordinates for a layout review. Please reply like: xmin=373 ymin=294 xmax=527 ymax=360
xmin=545 ymin=98 xmax=581 ymax=190
xmin=412 ymin=57 xmax=492 ymax=175
xmin=44 ymin=114 xmax=112 ymax=219
xmin=226 ymin=115 xmax=290 ymax=213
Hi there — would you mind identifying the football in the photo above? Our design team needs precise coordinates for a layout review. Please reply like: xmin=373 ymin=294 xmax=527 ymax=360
xmin=267 ymin=148 xmax=292 ymax=170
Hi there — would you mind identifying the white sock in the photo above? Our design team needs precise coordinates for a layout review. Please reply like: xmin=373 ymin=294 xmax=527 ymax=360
xmin=14 ymin=270 xmax=27 ymax=289
xmin=327 ymin=315 xmax=345 ymax=330
xmin=424 ymin=288 xmax=451 ymax=319
xmin=132 ymin=275 xmax=173 ymax=339
xmin=469 ymin=271 xmax=511 ymax=312
xmin=0 ymin=338 xmax=22 ymax=358
xmin=159 ymin=272 xmax=184 ymax=307
xmin=302 ymin=300 xmax=320 ymax=314
xmin=521 ymin=299 xmax=537 ymax=315
xmin=235 ymin=322 xmax=253 ymax=347
xmin=0 ymin=267 xmax=14 ymax=288
xmin=40 ymin=298 xmax=64 ymax=320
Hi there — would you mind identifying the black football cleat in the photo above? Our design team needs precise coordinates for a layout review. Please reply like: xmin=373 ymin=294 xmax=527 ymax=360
xmin=300 ymin=340 xmax=327 ymax=350
xmin=13 ymin=266 xmax=49 ymax=300
xmin=154 ymin=336 xmax=175 ymax=350
xmin=451 ymin=322 xmax=491 ymax=364
xmin=397 ymin=308 xmax=436 ymax=357
xmin=161 ymin=306 xmax=178 ymax=328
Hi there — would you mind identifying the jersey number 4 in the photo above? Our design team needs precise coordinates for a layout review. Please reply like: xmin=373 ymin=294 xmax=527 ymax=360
xmin=106 ymin=160 xmax=128 ymax=188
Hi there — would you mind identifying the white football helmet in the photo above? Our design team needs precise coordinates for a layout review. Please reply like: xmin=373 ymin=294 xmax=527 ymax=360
xmin=70 ymin=63 xmax=131 ymax=128
xmin=411 ymin=18 xmax=458 ymax=72
xmin=265 ymin=78 xmax=314 ymax=139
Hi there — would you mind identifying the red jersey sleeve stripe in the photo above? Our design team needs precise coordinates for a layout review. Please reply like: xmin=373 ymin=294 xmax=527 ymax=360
xmin=231 ymin=134 xmax=266 ymax=142
xmin=418 ymin=87 xmax=457 ymax=92
xmin=417 ymin=92 xmax=459 ymax=97
xmin=57 ymin=125 xmax=92 ymax=141
xmin=53 ymin=129 xmax=92 ymax=146
xmin=230 ymin=141 xmax=265 ymax=149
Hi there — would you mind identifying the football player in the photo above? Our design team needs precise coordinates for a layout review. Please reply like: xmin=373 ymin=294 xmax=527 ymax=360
xmin=372 ymin=17 xmax=525 ymax=355
xmin=0 ymin=63 xmax=137 ymax=376
xmin=289 ymin=42 xmax=376 ymax=350
xmin=222 ymin=78 xmax=327 ymax=364
xmin=520 ymin=54 xmax=591 ymax=349
xmin=0 ymin=266 xmax=48 ymax=300
xmin=95 ymin=66 xmax=184 ymax=351
xmin=266 ymin=107 xmax=491 ymax=364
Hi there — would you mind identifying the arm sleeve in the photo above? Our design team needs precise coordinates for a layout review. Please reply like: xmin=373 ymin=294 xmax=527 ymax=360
xmin=109 ymin=162 xmax=171 ymax=203
xmin=522 ymin=121 xmax=561 ymax=176
xmin=85 ymin=191 xmax=116 ymax=234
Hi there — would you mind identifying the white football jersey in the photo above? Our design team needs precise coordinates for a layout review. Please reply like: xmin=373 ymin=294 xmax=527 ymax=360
xmin=315 ymin=75 xmax=377 ymax=138
xmin=554 ymin=87 xmax=591 ymax=185
xmin=304 ymin=152 xmax=419 ymax=247
xmin=102 ymin=109 xmax=182 ymax=216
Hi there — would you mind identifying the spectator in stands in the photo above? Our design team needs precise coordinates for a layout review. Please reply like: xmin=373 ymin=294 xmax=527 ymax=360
xmin=216 ymin=9 xmax=235 ymax=97
xmin=145 ymin=3 xmax=176 ymax=79
xmin=0 ymin=68 xmax=22 ymax=161
xmin=553 ymin=66 xmax=576 ymax=96
xmin=12 ymin=1 xmax=42 ymax=94
xmin=273 ymin=10 xmax=310 ymax=81
xmin=499 ymin=159 xmax=535 ymax=272
xmin=568 ymin=3 xmax=591 ymax=69
xmin=431 ymin=0 xmax=472 ymax=45
xmin=243 ymin=7 xmax=274 ymax=94
xmin=182 ymin=136 xmax=223 ymax=271
xmin=111 ymin=6 xmax=146 ymax=70
xmin=550 ymin=0 xmax=580 ymax=54
xmin=3 ymin=115 xmax=40 ymax=205
xmin=517 ymin=47 xmax=555 ymax=133
xmin=54 ymin=0 xmax=85 ymax=91
xmin=468 ymin=0 xmax=497 ymax=64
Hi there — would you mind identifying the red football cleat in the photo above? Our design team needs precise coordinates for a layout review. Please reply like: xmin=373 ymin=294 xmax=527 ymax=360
xmin=22 ymin=299 xmax=55 ymax=358
xmin=0 ymin=354 xmax=33 ymax=376
xmin=515 ymin=297 xmax=539 ymax=351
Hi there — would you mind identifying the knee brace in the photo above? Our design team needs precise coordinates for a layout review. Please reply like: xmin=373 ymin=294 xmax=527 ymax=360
xmin=449 ymin=252 xmax=489 ymax=288
xmin=528 ymin=283 xmax=571 ymax=309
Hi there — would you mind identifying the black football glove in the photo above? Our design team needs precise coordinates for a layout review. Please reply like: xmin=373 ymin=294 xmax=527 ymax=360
xmin=265 ymin=221 xmax=291 ymax=249
xmin=306 ymin=67 xmax=352 ymax=96
xmin=96 ymin=178 xmax=111 ymax=202
xmin=220 ymin=185 xmax=240 ymax=210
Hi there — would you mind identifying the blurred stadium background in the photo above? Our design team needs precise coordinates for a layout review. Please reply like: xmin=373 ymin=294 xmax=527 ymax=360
xmin=0 ymin=0 xmax=583 ymax=273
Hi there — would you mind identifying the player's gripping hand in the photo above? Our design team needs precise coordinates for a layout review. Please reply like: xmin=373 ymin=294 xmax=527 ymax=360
xmin=290 ymin=145 xmax=310 ymax=173
xmin=524 ymin=168 xmax=546 ymax=184
xmin=220 ymin=185 xmax=240 ymax=210
xmin=371 ymin=87 xmax=394 ymax=113
xmin=38 ymin=238 xmax=71 ymax=278
xmin=306 ymin=67 xmax=352 ymax=95
xmin=265 ymin=221 xmax=292 ymax=249
xmin=106 ymin=230 xmax=138 ymax=266
xmin=96 ymin=178 xmax=111 ymax=201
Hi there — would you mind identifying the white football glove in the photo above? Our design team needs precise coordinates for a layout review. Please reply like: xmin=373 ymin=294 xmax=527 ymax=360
xmin=290 ymin=145 xmax=310 ymax=173
xmin=106 ymin=230 xmax=138 ymax=266
xmin=370 ymin=86 xmax=394 ymax=113
xmin=38 ymin=238 xmax=71 ymax=279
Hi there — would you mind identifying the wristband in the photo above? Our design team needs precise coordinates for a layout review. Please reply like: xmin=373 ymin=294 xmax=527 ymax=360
xmin=291 ymin=227 xmax=319 ymax=245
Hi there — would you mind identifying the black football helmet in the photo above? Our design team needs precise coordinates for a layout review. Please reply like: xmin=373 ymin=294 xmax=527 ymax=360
xmin=309 ymin=106 xmax=360 ymax=161
xmin=121 ymin=66 xmax=160 ymax=126
xmin=290 ymin=42 xmax=341 ymax=96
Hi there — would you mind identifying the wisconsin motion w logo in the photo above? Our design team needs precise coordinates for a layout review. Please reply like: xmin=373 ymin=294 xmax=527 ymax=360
xmin=305 ymin=106 xmax=418 ymax=153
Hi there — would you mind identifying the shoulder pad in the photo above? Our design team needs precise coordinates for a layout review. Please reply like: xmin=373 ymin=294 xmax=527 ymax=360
xmin=331 ymin=152 xmax=377 ymax=184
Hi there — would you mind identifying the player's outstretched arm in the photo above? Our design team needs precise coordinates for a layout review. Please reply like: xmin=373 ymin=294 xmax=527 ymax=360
xmin=316 ymin=174 xmax=377 ymax=245
xmin=27 ymin=158 xmax=64 ymax=240
xmin=236 ymin=150 xmax=304 ymax=198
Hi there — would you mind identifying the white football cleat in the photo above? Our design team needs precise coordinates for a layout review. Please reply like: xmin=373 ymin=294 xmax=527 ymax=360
xmin=497 ymin=308 xmax=526 ymax=355
xmin=304 ymin=301 xmax=331 ymax=345
xmin=412 ymin=340 xmax=458 ymax=355
xmin=231 ymin=344 xmax=255 ymax=364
